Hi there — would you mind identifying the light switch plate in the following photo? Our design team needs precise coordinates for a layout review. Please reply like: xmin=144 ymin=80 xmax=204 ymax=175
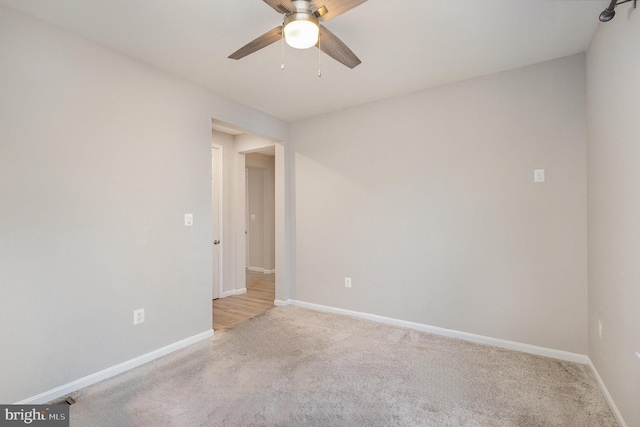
xmin=184 ymin=213 xmax=193 ymax=226
xmin=534 ymin=169 xmax=545 ymax=183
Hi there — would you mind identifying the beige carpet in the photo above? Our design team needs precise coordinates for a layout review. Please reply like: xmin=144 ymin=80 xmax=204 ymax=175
xmin=68 ymin=306 xmax=617 ymax=426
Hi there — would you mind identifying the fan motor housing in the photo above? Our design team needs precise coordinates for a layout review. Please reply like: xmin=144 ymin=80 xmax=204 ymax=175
xmin=283 ymin=12 xmax=319 ymax=28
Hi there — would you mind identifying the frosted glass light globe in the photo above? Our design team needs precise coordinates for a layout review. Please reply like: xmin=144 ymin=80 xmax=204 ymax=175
xmin=284 ymin=20 xmax=319 ymax=49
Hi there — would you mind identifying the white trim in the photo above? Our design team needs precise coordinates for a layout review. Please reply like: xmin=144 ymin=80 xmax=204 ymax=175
xmin=245 ymin=166 xmax=250 ymax=269
xmin=287 ymin=300 xmax=589 ymax=364
xmin=274 ymin=299 xmax=292 ymax=307
xmin=211 ymin=143 xmax=224 ymax=300
xmin=247 ymin=267 xmax=275 ymax=274
xmin=237 ymin=153 xmax=247 ymax=300
xmin=16 ymin=329 xmax=214 ymax=405
xmin=587 ymin=358 xmax=628 ymax=427
xmin=273 ymin=143 xmax=287 ymax=309
xmin=220 ymin=288 xmax=247 ymax=298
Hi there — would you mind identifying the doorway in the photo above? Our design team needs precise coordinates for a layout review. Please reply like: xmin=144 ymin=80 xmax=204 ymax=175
xmin=245 ymin=151 xmax=276 ymax=276
xmin=211 ymin=118 xmax=288 ymax=309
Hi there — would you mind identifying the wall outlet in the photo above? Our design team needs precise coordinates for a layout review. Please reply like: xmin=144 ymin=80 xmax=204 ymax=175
xmin=534 ymin=169 xmax=545 ymax=183
xmin=133 ymin=308 xmax=145 ymax=325
xmin=598 ymin=319 xmax=603 ymax=340
xmin=345 ymin=277 xmax=352 ymax=288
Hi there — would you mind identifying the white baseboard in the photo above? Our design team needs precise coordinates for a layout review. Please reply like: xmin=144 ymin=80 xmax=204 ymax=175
xmin=587 ymin=358 xmax=628 ymax=427
xmin=274 ymin=299 xmax=292 ymax=307
xmin=247 ymin=267 xmax=275 ymax=274
xmin=284 ymin=299 xmax=589 ymax=365
xmin=16 ymin=329 xmax=214 ymax=405
xmin=221 ymin=288 xmax=247 ymax=298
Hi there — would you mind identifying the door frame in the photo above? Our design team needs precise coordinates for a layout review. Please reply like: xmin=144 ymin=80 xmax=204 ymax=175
xmin=212 ymin=143 xmax=224 ymax=300
xmin=212 ymin=118 xmax=290 ymax=303
xmin=245 ymin=167 xmax=250 ymax=269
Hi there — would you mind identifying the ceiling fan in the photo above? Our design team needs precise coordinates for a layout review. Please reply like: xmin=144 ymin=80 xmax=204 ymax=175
xmin=228 ymin=0 xmax=368 ymax=69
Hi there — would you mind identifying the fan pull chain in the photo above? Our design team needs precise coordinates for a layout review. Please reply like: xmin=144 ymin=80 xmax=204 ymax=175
xmin=281 ymin=26 xmax=285 ymax=70
xmin=318 ymin=31 xmax=322 ymax=77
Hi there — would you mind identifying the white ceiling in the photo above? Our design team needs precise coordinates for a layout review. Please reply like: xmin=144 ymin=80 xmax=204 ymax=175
xmin=2 ymin=0 xmax=608 ymax=122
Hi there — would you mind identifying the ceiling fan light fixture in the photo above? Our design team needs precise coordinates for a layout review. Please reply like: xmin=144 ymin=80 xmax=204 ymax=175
xmin=283 ymin=14 xmax=319 ymax=49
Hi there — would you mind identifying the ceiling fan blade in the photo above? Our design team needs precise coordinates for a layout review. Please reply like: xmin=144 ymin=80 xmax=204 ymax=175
xmin=312 ymin=0 xmax=368 ymax=21
xmin=263 ymin=0 xmax=296 ymax=14
xmin=228 ymin=26 xmax=283 ymax=60
xmin=318 ymin=25 xmax=361 ymax=68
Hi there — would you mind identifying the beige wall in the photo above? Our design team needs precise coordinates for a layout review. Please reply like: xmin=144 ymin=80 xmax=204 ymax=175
xmin=291 ymin=54 xmax=588 ymax=354
xmin=587 ymin=13 xmax=640 ymax=427
xmin=0 ymin=6 xmax=287 ymax=403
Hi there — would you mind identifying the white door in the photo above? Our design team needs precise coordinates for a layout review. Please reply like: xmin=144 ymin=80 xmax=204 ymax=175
xmin=245 ymin=167 xmax=249 ymax=269
xmin=212 ymin=145 xmax=222 ymax=299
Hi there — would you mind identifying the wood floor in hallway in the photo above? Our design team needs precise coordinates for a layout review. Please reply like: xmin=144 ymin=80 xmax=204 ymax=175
xmin=212 ymin=270 xmax=275 ymax=331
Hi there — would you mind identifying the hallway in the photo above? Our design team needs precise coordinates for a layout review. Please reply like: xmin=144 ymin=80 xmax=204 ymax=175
xmin=212 ymin=270 xmax=275 ymax=330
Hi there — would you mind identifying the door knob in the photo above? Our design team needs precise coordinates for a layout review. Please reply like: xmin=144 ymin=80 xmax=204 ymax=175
xmin=214 ymin=240 xmax=220 ymax=245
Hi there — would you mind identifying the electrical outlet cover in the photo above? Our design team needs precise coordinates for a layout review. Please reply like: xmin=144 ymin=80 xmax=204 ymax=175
xmin=133 ymin=309 xmax=145 ymax=325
